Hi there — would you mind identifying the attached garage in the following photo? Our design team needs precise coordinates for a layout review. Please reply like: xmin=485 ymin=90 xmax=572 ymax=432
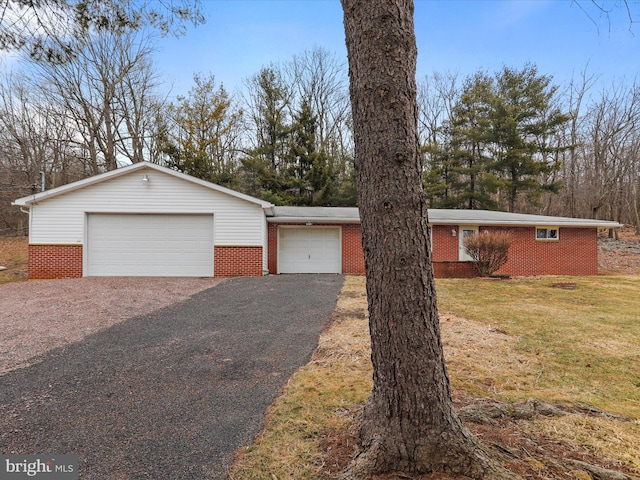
xmin=86 ymin=214 xmax=214 ymax=277
xmin=278 ymin=227 xmax=341 ymax=274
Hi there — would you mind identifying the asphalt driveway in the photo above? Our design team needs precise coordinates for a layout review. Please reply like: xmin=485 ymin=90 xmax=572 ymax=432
xmin=0 ymin=274 xmax=344 ymax=479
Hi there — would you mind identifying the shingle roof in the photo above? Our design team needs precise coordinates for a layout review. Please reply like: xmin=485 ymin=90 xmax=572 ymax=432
xmin=268 ymin=206 xmax=622 ymax=228
xmin=270 ymin=206 xmax=360 ymax=222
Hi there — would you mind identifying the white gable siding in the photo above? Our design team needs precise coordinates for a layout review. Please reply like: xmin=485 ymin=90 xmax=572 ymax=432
xmin=29 ymin=169 xmax=266 ymax=246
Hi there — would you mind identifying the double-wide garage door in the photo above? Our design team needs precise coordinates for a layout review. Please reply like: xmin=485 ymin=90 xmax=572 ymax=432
xmin=87 ymin=214 xmax=214 ymax=277
xmin=278 ymin=227 xmax=341 ymax=274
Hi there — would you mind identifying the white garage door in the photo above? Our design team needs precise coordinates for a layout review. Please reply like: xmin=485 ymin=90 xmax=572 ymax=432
xmin=87 ymin=214 xmax=214 ymax=277
xmin=278 ymin=227 xmax=341 ymax=274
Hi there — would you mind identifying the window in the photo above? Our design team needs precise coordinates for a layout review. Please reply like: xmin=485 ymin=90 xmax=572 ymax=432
xmin=536 ymin=227 xmax=558 ymax=241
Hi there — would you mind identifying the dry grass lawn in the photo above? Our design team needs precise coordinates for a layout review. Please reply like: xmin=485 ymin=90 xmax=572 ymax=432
xmin=230 ymin=275 xmax=640 ymax=480
xmin=0 ymin=236 xmax=28 ymax=285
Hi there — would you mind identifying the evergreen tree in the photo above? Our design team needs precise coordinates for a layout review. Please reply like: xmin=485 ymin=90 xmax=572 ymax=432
xmin=241 ymin=69 xmax=354 ymax=207
xmin=446 ymin=72 xmax=500 ymax=209
xmin=285 ymin=99 xmax=334 ymax=205
xmin=241 ymin=67 xmax=293 ymax=203
xmin=425 ymin=65 xmax=569 ymax=212
xmin=488 ymin=64 xmax=569 ymax=212
xmin=424 ymin=73 xmax=497 ymax=209
xmin=161 ymin=73 xmax=242 ymax=187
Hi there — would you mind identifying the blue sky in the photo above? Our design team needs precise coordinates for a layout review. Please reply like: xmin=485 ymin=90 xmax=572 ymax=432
xmin=154 ymin=0 xmax=639 ymax=98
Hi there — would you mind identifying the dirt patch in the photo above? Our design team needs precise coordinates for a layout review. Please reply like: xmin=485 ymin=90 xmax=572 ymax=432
xmin=599 ymin=226 xmax=640 ymax=275
xmin=321 ymin=394 xmax=640 ymax=480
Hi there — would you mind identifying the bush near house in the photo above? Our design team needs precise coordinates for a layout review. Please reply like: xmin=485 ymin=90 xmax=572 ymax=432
xmin=463 ymin=230 xmax=511 ymax=276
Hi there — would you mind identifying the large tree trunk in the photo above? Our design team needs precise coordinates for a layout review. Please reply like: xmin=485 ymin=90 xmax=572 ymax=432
xmin=341 ymin=1 xmax=517 ymax=478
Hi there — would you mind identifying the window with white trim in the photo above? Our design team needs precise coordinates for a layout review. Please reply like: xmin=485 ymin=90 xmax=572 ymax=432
xmin=536 ymin=227 xmax=559 ymax=241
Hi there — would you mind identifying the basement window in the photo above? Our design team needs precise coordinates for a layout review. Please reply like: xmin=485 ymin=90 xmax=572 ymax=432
xmin=536 ymin=227 xmax=559 ymax=241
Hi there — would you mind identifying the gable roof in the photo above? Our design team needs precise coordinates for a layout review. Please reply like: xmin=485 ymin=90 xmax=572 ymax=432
xmin=12 ymin=161 xmax=275 ymax=210
xmin=268 ymin=206 xmax=622 ymax=228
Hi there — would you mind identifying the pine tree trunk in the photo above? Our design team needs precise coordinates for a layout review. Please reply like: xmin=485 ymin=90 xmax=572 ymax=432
xmin=341 ymin=1 xmax=518 ymax=478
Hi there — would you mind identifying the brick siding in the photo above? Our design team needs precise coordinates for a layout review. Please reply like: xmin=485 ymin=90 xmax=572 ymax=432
xmin=430 ymin=225 xmax=598 ymax=277
xmin=431 ymin=225 xmax=460 ymax=262
xmin=432 ymin=261 xmax=477 ymax=278
xmin=28 ymin=244 xmax=83 ymax=279
xmin=489 ymin=226 xmax=598 ymax=276
xmin=341 ymin=224 xmax=365 ymax=274
xmin=214 ymin=246 xmax=263 ymax=276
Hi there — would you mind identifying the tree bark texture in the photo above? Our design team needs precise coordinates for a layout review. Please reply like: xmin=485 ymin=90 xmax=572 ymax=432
xmin=341 ymin=1 xmax=516 ymax=478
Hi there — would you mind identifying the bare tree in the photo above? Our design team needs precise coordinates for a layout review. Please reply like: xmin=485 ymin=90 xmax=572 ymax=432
xmin=289 ymin=46 xmax=350 ymax=154
xmin=30 ymin=28 xmax=160 ymax=172
xmin=288 ymin=46 xmax=354 ymax=202
xmin=417 ymin=71 xmax=461 ymax=148
xmin=0 ymin=70 xmax=86 ymax=233
xmin=579 ymin=81 xmax=640 ymax=224
xmin=113 ymin=53 xmax=164 ymax=164
xmin=242 ymin=65 xmax=295 ymax=171
xmin=549 ymin=67 xmax=598 ymax=218
xmin=341 ymin=1 xmax=516 ymax=478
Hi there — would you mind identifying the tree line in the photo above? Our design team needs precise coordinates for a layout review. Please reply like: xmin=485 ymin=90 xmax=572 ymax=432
xmin=418 ymin=66 xmax=640 ymax=231
xmin=1 ymin=28 xmax=639 ymax=234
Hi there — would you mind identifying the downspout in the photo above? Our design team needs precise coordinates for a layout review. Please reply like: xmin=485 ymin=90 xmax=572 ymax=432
xmin=18 ymin=206 xmax=30 ymax=239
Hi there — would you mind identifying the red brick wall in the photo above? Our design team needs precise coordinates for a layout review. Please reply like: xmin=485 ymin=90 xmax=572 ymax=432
xmin=214 ymin=246 xmax=263 ymax=276
xmin=341 ymin=224 xmax=365 ymax=274
xmin=429 ymin=225 xmax=598 ymax=276
xmin=268 ymin=223 xmax=278 ymax=274
xmin=433 ymin=261 xmax=477 ymax=278
xmin=28 ymin=244 xmax=83 ymax=279
xmin=267 ymin=223 xmax=365 ymax=274
xmin=488 ymin=226 xmax=598 ymax=276
xmin=431 ymin=225 xmax=459 ymax=261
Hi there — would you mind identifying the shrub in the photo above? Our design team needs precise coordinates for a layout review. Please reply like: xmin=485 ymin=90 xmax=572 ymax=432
xmin=463 ymin=231 xmax=511 ymax=277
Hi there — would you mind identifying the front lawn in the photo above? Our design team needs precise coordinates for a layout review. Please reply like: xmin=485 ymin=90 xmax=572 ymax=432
xmin=231 ymin=275 xmax=640 ymax=480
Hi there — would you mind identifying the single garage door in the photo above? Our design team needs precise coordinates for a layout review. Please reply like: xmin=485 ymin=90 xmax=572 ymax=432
xmin=87 ymin=214 xmax=214 ymax=277
xmin=278 ymin=227 xmax=341 ymax=274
